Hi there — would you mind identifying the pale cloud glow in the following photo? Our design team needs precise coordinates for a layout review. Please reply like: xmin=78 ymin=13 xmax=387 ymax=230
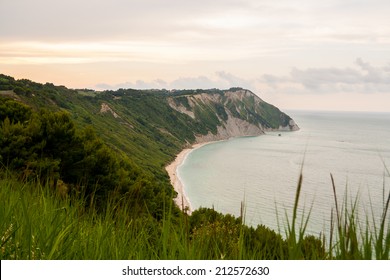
xmin=0 ymin=41 xmax=191 ymax=65
xmin=1 ymin=0 xmax=390 ymax=111
xmin=190 ymin=12 xmax=262 ymax=30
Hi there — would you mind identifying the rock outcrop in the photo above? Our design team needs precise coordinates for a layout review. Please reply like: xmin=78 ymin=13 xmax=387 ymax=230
xmin=168 ymin=88 xmax=299 ymax=144
xmin=100 ymin=102 xmax=120 ymax=118
xmin=194 ymin=113 xmax=265 ymax=143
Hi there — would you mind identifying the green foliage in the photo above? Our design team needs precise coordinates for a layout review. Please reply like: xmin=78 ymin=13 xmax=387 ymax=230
xmin=193 ymin=104 xmax=220 ymax=135
xmin=1 ymin=74 xmax=295 ymax=184
xmin=0 ymin=178 xmax=313 ymax=260
xmin=6 ymin=74 xmax=361 ymax=260
xmin=257 ymin=102 xmax=290 ymax=128
xmin=3 ymin=175 xmax=385 ymax=260
xmin=189 ymin=208 xmax=289 ymax=259
xmin=0 ymin=97 xmax=32 ymax=123
xmin=0 ymin=100 xmax=174 ymax=216
xmin=0 ymin=75 xmax=14 ymax=90
xmin=173 ymin=96 xmax=192 ymax=110
xmin=242 ymin=225 xmax=287 ymax=259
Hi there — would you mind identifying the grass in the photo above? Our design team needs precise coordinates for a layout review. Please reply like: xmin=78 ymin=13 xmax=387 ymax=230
xmin=0 ymin=173 xmax=280 ymax=259
xmin=0 ymin=176 xmax=142 ymax=259
xmin=1 ymin=169 xmax=389 ymax=260
xmin=282 ymin=169 xmax=390 ymax=260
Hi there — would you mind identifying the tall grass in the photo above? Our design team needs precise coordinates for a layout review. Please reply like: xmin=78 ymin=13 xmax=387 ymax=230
xmin=1 ymin=170 xmax=389 ymax=260
xmin=282 ymin=169 xmax=390 ymax=260
xmin=0 ymin=175 xmax=248 ymax=259
xmin=0 ymin=176 xmax=149 ymax=259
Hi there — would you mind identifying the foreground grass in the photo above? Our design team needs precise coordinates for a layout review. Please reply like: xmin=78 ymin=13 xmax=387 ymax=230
xmin=0 ymin=177 xmax=161 ymax=259
xmin=285 ymin=172 xmax=390 ymax=260
xmin=0 ymin=176 xmax=286 ymax=259
xmin=1 ymin=173 xmax=389 ymax=260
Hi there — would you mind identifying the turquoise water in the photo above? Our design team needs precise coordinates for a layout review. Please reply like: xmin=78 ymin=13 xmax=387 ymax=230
xmin=178 ymin=111 xmax=390 ymax=236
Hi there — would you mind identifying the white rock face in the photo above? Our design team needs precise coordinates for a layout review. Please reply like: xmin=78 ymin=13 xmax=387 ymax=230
xmin=195 ymin=114 xmax=264 ymax=143
xmin=288 ymin=119 xmax=300 ymax=131
xmin=168 ymin=89 xmax=299 ymax=144
xmin=100 ymin=102 xmax=120 ymax=118
xmin=167 ymin=98 xmax=195 ymax=119
xmin=271 ymin=119 xmax=300 ymax=132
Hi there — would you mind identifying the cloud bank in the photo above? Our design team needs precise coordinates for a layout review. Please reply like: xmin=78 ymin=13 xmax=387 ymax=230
xmin=261 ymin=58 xmax=390 ymax=94
xmin=95 ymin=59 xmax=390 ymax=95
xmin=2 ymin=1 xmax=390 ymax=111
xmin=95 ymin=71 xmax=253 ymax=91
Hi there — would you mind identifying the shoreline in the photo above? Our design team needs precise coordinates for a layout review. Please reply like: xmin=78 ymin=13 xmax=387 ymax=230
xmin=165 ymin=136 xmax=259 ymax=215
xmin=165 ymin=142 xmax=210 ymax=214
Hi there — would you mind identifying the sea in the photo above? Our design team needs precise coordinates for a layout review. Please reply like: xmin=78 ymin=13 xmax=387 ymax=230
xmin=178 ymin=110 xmax=390 ymax=236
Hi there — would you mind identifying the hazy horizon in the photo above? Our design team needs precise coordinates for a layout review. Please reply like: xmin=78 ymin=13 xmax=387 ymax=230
xmin=1 ymin=0 xmax=390 ymax=112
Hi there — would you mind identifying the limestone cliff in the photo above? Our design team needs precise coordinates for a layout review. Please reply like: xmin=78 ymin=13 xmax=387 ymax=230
xmin=167 ymin=88 xmax=299 ymax=144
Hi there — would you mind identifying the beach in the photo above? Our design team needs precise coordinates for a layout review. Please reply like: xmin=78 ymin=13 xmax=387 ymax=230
xmin=165 ymin=143 xmax=208 ymax=214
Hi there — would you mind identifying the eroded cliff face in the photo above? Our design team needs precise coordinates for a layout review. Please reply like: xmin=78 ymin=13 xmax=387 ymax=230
xmin=194 ymin=113 xmax=265 ymax=143
xmin=168 ymin=89 xmax=299 ymax=144
xmin=277 ymin=119 xmax=300 ymax=132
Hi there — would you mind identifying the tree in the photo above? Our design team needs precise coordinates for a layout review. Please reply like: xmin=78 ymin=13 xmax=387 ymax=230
xmin=0 ymin=97 xmax=32 ymax=123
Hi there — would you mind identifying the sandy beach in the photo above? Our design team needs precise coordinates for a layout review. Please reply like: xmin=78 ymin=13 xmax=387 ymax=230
xmin=165 ymin=143 xmax=208 ymax=214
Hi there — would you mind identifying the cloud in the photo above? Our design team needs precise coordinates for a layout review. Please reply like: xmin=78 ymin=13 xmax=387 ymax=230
xmin=169 ymin=76 xmax=222 ymax=89
xmin=289 ymin=67 xmax=361 ymax=89
xmin=96 ymin=79 xmax=169 ymax=90
xmin=215 ymin=71 xmax=255 ymax=90
xmin=95 ymin=59 xmax=390 ymax=95
xmin=0 ymin=0 xmax=259 ymax=41
xmin=260 ymin=59 xmax=390 ymax=94
xmin=94 ymin=72 xmax=257 ymax=91
xmin=3 ymin=0 xmax=389 ymax=47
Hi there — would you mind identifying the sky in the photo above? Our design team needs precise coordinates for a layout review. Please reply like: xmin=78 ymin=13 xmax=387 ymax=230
xmin=1 ymin=0 xmax=390 ymax=112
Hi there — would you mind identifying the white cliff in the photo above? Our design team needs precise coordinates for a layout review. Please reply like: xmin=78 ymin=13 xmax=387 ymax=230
xmin=168 ymin=89 xmax=299 ymax=144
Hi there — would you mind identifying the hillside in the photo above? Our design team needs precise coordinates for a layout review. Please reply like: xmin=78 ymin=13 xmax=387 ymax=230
xmin=168 ymin=88 xmax=298 ymax=143
xmin=2 ymin=74 xmax=389 ymax=261
xmin=0 ymin=74 xmax=298 ymax=184
xmin=0 ymin=74 xmax=306 ymax=260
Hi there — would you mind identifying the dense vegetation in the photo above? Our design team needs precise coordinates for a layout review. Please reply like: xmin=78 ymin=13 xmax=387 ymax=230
xmin=1 ymin=176 xmax=327 ymax=259
xmin=0 ymin=96 xmax=173 ymax=218
xmin=1 ymin=74 xmax=389 ymax=260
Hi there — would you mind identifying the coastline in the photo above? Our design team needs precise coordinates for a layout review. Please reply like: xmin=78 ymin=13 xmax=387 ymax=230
xmin=166 ymin=136 xmax=260 ymax=214
xmin=165 ymin=142 xmax=210 ymax=214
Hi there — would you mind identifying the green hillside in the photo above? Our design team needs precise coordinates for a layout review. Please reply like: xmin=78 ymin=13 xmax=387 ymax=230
xmin=0 ymin=74 xmax=297 ymax=188
xmin=2 ymin=74 xmax=386 ymax=260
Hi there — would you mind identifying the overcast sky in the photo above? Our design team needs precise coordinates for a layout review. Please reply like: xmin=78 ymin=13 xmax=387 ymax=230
xmin=1 ymin=0 xmax=390 ymax=111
